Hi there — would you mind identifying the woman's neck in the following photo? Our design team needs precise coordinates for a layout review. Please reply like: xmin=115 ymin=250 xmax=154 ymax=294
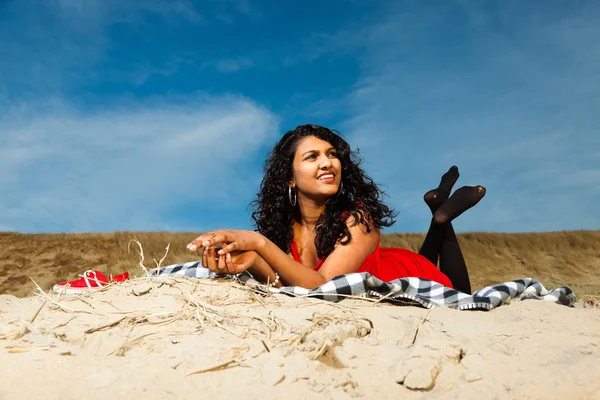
xmin=297 ymin=197 xmax=327 ymax=230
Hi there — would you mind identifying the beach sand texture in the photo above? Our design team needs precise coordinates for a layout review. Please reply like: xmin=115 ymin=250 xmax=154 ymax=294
xmin=1 ymin=231 xmax=600 ymax=399
xmin=1 ymin=276 xmax=599 ymax=400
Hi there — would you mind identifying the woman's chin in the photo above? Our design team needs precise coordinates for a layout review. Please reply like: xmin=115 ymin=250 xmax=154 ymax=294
xmin=299 ymin=190 xmax=338 ymax=202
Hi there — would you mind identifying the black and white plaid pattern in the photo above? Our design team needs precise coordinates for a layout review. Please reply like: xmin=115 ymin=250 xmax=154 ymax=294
xmin=149 ymin=262 xmax=576 ymax=310
xmin=149 ymin=261 xmax=214 ymax=279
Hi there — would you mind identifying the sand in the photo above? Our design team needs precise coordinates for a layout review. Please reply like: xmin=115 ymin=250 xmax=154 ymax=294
xmin=1 ymin=276 xmax=599 ymax=400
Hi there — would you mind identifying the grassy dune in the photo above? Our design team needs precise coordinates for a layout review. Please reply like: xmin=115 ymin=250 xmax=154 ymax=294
xmin=1 ymin=230 xmax=599 ymax=298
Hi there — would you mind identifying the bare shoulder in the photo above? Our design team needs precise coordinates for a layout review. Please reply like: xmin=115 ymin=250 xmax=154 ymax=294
xmin=341 ymin=210 xmax=379 ymax=249
xmin=344 ymin=209 xmax=377 ymax=234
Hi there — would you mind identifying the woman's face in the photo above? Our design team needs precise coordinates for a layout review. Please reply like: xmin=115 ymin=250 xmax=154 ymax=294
xmin=290 ymin=135 xmax=342 ymax=200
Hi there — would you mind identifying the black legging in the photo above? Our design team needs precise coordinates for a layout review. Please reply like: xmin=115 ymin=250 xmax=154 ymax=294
xmin=419 ymin=220 xmax=471 ymax=294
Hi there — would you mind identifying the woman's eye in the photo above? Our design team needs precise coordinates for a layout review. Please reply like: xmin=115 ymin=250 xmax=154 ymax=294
xmin=329 ymin=152 xmax=337 ymax=157
xmin=305 ymin=154 xmax=316 ymax=160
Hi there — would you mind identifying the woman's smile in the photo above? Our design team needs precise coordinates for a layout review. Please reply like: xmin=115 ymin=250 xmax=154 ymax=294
xmin=317 ymin=172 xmax=336 ymax=184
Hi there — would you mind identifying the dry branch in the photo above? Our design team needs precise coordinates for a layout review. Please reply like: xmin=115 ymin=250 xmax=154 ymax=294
xmin=29 ymin=300 xmax=47 ymax=323
xmin=128 ymin=239 xmax=149 ymax=276
xmin=84 ymin=316 xmax=127 ymax=334
xmin=187 ymin=359 xmax=240 ymax=376
xmin=411 ymin=310 xmax=432 ymax=346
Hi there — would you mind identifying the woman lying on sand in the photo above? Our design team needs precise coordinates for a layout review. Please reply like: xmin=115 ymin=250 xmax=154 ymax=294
xmin=188 ymin=125 xmax=485 ymax=294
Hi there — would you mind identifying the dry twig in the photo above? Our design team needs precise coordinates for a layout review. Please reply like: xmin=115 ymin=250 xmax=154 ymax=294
xmin=187 ymin=359 xmax=239 ymax=376
xmin=7 ymin=346 xmax=52 ymax=353
xmin=128 ymin=239 xmax=149 ymax=276
xmin=29 ymin=300 xmax=47 ymax=323
xmin=84 ymin=316 xmax=127 ymax=334
xmin=411 ymin=310 xmax=432 ymax=346
xmin=153 ymin=243 xmax=171 ymax=269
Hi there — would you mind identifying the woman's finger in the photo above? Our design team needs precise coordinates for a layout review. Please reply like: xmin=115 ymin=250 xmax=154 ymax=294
xmin=202 ymin=246 xmax=208 ymax=268
xmin=187 ymin=232 xmax=219 ymax=250
xmin=217 ymin=254 xmax=228 ymax=274
xmin=188 ymin=239 xmax=203 ymax=252
xmin=206 ymin=246 xmax=218 ymax=272
xmin=217 ymin=242 xmax=238 ymax=256
xmin=188 ymin=233 xmax=211 ymax=245
xmin=188 ymin=237 xmax=212 ymax=252
xmin=202 ymin=233 xmax=229 ymax=248
xmin=188 ymin=233 xmax=230 ymax=251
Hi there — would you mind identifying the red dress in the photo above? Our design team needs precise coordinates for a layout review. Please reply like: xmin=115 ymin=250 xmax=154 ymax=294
xmin=290 ymin=236 xmax=453 ymax=288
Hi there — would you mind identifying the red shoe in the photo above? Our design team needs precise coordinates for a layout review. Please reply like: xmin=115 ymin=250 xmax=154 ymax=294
xmin=111 ymin=272 xmax=130 ymax=283
xmin=53 ymin=270 xmax=129 ymax=294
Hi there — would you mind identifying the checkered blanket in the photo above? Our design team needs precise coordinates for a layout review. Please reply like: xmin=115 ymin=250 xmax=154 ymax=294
xmin=149 ymin=261 xmax=576 ymax=310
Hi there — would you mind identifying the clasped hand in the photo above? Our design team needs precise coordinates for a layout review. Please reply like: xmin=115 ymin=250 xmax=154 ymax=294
xmin=187 ymin=230 xmax=263 ymax=274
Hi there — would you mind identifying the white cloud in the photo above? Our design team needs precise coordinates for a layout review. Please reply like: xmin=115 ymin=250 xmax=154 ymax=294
xmin=333 ymin=2 xmax=600 ymax=232
xmin=0 ymin=0 xmax=279 ymax=233
xmin=0 ymin=95 xmax=278 ymax=232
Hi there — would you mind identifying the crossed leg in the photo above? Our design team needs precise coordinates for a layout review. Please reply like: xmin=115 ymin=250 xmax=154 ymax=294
xmin=418 ymin=166 xmax=485 ymax=293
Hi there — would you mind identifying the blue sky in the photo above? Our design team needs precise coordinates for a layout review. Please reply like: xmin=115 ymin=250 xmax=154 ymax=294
xmin=1 ymin=0 xmax=599 ymax=233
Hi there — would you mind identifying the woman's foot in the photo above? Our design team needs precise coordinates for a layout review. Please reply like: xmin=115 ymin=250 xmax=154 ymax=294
xmin=424 ymin=166 xmax=460 ymax=213
xmin=433 ymin=185 xmax=486 ymax=225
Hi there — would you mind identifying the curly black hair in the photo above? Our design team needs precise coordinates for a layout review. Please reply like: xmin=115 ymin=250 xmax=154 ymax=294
xmin=250 ymin=124 xmax=396 ymax=259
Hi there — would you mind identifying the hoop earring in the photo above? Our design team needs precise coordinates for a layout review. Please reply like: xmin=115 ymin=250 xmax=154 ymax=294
xmin=337 ymin=181 xmax=344 ymax=196
xmin=288 ymin=186 xmax=297 ymax=206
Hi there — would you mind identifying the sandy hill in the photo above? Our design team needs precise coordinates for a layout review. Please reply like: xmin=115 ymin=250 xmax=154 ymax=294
xmin=1 ymin=230 xmax=599 ymax=297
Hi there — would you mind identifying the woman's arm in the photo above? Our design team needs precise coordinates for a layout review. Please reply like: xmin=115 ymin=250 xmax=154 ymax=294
xmin=309 ymin=216 xmax=379 ymax=281
xmin=190 ymin=216 xmax=378 ymax=289
xmin=244 ymin=252 xmax=283 ymax=288
xmin=190 ymin=230 xmax=328 ymax=288
xmin=255 ymin=238 xmax=329 ymax=288
xmin=256 ymin=218 xmax=378 ymax=287
xmin=200 ymin=249 xmax=283 ymax=288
